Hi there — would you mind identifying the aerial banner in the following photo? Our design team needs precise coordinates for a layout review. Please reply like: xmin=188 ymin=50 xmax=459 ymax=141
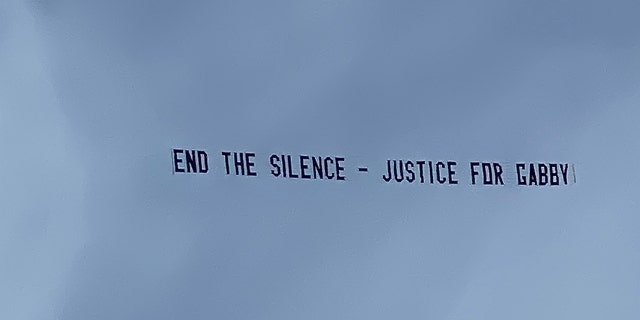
xmin=171 ymin=148 xmax=577 ymax=187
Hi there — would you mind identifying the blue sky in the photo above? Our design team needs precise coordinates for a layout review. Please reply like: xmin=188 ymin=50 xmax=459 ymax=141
xmin=2 ymin=0 xmax=640 ymax=319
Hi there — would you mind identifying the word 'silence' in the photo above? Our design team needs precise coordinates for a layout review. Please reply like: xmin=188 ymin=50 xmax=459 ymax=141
xmin=171 ymin=148 xmax=576 ymax=187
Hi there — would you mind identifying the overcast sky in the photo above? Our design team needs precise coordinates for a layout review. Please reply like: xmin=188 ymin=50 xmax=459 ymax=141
xmin=2 ymin=0 xmax=640 ymax=319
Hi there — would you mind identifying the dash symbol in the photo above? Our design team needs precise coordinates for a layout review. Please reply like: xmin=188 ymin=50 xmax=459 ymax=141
xmin=358 ymin=167 xmax=369 ymax=172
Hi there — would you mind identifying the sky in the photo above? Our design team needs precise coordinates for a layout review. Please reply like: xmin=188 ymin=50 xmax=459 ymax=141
xmin=1 ymin=0 xmax=640 ymax=319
